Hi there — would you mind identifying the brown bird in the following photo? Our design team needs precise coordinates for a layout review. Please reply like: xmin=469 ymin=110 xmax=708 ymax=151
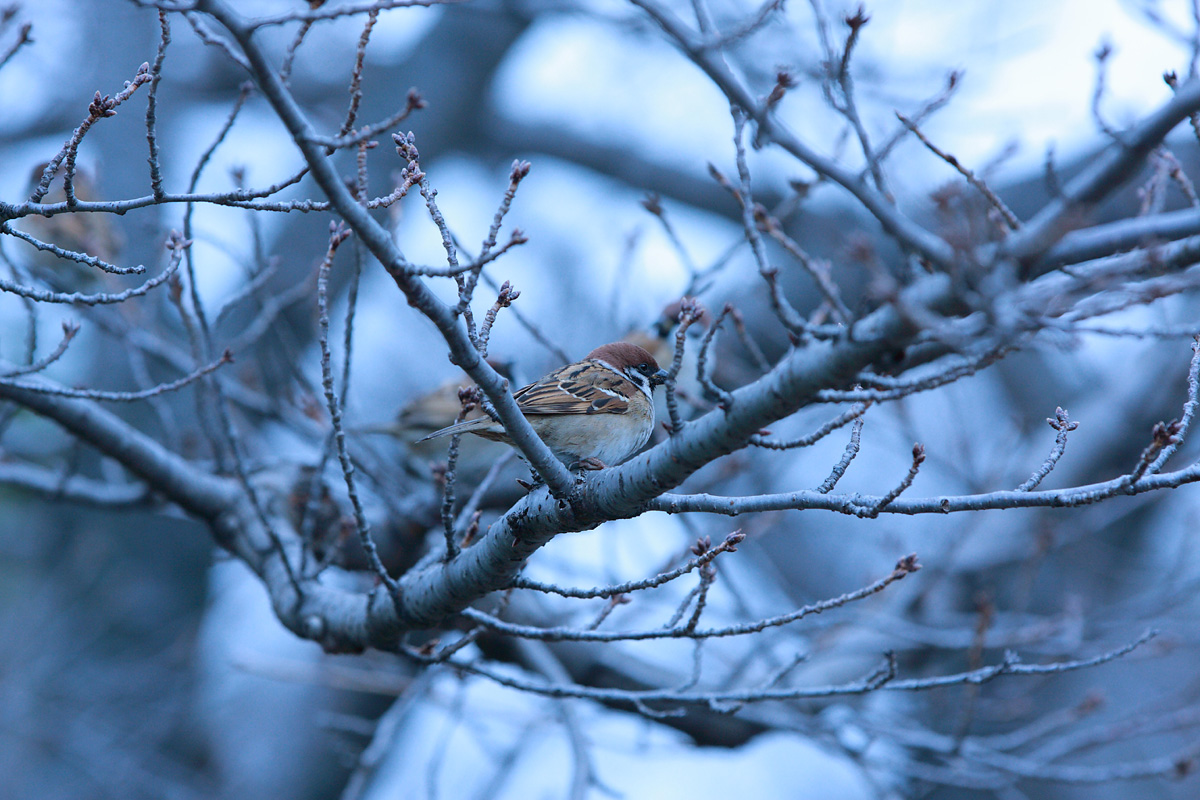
xmin=419 ymin=342 xmax=668 ymax=470
xmin=354 ymin=359 xmax=523 ymax=484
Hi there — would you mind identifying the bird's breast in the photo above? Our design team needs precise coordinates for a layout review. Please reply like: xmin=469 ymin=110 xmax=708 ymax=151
xmin=530 ymin=402 xmax=653 ymax=466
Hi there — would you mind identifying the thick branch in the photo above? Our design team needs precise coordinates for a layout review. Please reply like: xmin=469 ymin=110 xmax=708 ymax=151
xmin=0 ymin=383 xmax=233 ymax=518
xmin=648 ymin=456 xmax=1200 ymax=516
xmin=1008 ymin=77 xmax=1200 ymax=271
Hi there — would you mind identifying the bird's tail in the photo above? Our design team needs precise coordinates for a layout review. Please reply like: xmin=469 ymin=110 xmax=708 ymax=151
xmin=415 ymin=417 xmax=492 ymax=443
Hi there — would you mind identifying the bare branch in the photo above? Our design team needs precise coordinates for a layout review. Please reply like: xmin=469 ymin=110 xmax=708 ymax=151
xmin=511 ymin=530 xmax=745 ymax=599
xmin=0 ymin=349 xmax=230 ymax=402
xmin=462 ymin=554 xmax=919 ymax=642
xmin=0 ymin=320 xmax=78 ymax=377
xmin=818 ymin=415 xmax=864 ymax=493
xmin=0 ymin=462 xmax=153 ymax=507
xmin=316 ymin=222 xmax=399 ymax=596
xmin=898 ymin=111 xmax=1021 ymax=231
xmin=749 ymin=402 xmax=869 ymax=450
xmin=1017 ymin=407 xmax=1079 ymax=491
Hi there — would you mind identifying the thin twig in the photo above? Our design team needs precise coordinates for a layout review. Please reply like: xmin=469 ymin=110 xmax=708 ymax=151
xmin=2 ymin=222 xmax=144 ymax=275
xmin=0 ymin=321 xmax=78 ymax=378
xmin=459 ymin=160 xmax=532 ymax=349
xmin=478 ymin=281 xmax=520 ymax=359
xmin=1146 ymin=337 xmax=1200 ymax=475
xmin=307 ymin=89 xmax=425 ymax=150
xmin=868 ymin=70 xmax=961 ymax=174
xmin=30 ymin=63 xmax=153 ymax=204
xmin=145 ymin=11 xmax=170 ymax=200
xmin=898 ymin=112 xmax=1020 ymax=230
xmin=697 ymin=303 xmax=733 ymax=407
xmin=0 ymin=18 xmax=31 ymax=72
xmin=338 ymin=10 xmax=378 ymax=137
xmin=279 ymin=19 xmax=312 ymax=85
xmin=480 ymin=271 xmax=571 ymax=363
xmin=1017 ymin=407 xmax=1078 ymax=491
xmin=0 ymin=349 xmax=231 ymax=401
xmin=726 ymin=304 xmax=771 ymax=372
xmin=756 ymin=208 xmax=854 ymax=324
xmin=182 ymin=10 xmax=250 ymax=70
xmin=511 ymin=530 xmax=745 ymax=599
xmin=729 ymin=113 xmax=809 ymax=335
xmin=817 ymin=416 xmax=864 ymax=493
xmin=439 ymin=387 xmax=480 ymax=562
xmin=664 ymin=297 xmax=703 ymax=433
xmin=750 ymin=402 xmax=869 ymax=450
xmin=0 ymin=253 xmax=177 ymax=305
xmin=642 ymin=192 xmax=700 ymax=276
xmin=865 ymin=444 xmax=925 ymax=517
xmin=464 ymin=554 xmax=919 ymax=643
xmin=316 ymin=223 xmax=399 ymax=596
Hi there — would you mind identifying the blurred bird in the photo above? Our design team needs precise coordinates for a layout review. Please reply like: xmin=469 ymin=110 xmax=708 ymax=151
xmin=360 ymin=358 xmax=518 ymax=437
xmin=420 ymin=342 xmax=668 ymax=470
xmin=623 ymin=300 xmax=689 ymax=366
xmin=17 ymin=162 xmax=122 ymax=292
xmin=624 ymin=299 xmax=711 ymax=419
xmin=356 ymin=359 xmax=518 ymax=478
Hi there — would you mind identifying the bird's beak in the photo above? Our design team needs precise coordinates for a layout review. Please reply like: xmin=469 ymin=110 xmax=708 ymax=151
xmin=650 ymin=368 xmax=669 ymax=388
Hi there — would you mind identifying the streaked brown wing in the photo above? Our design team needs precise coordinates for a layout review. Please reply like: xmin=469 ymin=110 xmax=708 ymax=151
xmin=514 ymin=361 xmax=633 ymax=415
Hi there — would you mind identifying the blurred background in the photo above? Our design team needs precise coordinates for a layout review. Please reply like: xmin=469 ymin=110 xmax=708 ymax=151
xmin=2 ymin=1 xmax=1200 ymax=798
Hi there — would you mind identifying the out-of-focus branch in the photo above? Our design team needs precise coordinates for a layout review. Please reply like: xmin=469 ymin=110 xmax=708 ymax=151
xmin=1040 ymin=205 xmax=1200 ymax=268
xmin=414 ymin=630 xmax=1152 ymax=706
xmin=0 ymin=462 xmax=153 ymax=507
xmin=1009 ymin=77 xmax=1200 ymax=270
xmin=628 ymin=0 xmax=957 ymax=268
xmin=0 ymin=382 xmax=233 ymax=519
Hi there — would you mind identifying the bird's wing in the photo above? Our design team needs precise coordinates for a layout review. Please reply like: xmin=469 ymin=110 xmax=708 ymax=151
xmin=513 ymin=360 xmax=634 ymax=415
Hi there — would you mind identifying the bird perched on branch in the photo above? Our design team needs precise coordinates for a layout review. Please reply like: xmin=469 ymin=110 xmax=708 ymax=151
xmin=420 ymin=342 xmax=669 ymax=470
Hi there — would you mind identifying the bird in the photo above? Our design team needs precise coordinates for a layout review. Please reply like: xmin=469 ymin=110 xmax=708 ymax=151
xmin=353 ymin=359 xmax=519 ymax=479
xmin=383 ymin=364 xmax=509 ymax=437
xmin=623 ymin=298 xmax=711 ymax=423
xmin=419 ymin=342 xmax=669 ymax=470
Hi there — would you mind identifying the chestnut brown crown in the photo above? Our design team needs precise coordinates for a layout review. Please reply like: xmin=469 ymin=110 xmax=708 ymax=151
xmin=586 ymin=342 xmax=668 ymax=388
xmin=586 ymin=342 xmax=658 ymax=370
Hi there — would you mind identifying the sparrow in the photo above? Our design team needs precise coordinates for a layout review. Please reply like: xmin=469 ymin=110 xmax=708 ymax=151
xmin=623 ymin=299 xmax=712 ymax=420
xmin=354 ymin=359 xmax=519 ymax=479
xmin=419 ymin=342 xmax=669 ymax=470
xmin=377 ymin=360 xmax=517 ymax=436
